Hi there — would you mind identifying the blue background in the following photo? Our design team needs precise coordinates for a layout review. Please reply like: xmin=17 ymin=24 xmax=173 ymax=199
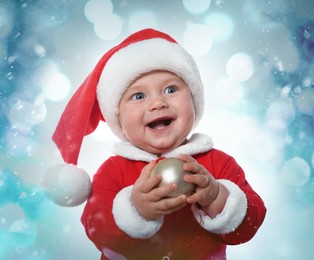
xmin=0 ymin=0 xmax=314 ymax=259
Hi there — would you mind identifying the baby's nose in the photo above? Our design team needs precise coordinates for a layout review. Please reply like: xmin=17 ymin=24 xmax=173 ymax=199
xmin=149 ymin=96 xmax=169 ymax=111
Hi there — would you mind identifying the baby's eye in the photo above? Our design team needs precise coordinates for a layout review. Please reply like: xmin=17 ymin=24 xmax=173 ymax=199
xmin=164 ymin=85 xmax=177 ymax=94
xmin=132 ymin=92 xmax=145 ymax=100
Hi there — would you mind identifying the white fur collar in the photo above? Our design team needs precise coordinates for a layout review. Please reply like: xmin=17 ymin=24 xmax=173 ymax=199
xmin=112 ymin=133 xmax=214 ymax=162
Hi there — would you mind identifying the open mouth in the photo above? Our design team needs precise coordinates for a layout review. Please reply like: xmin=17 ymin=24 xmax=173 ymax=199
xmin=147 ymin=117 xmax=174 ymax=130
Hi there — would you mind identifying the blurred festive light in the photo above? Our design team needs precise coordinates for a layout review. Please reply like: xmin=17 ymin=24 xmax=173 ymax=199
xmin=226 ymin=53 xmax=254 ymax=82
xmin=232 ymin=116 xmax=281 ymax=163
xmin=183 ymin=0 xmax=211 ymax=14
xmin=5 ymin=129 xmax=36 ymax=158
xmin=0 ymin=171 xmax=20 ymax=206
xmin=265 ymin=98 xmax=295 ymax=131
xmin=84 ymin=0 xmax=122 ymax=40
xmin=281 ymin=157 xmax=310 ymax=187
xmin=94 ymin=13 xmax=123 ymax=40
xmin=0 ymin=227 xmax=9 ymax=257
xmin=34 ymin=44 xmax=47 ymax=58
xmin=8 ymin=100 xmax=33 ymax=131
xmin=8 ymin=218 xmax=37 ymax=249
xmin=280 ymin=85 xmax=292 ymax=97
xmin=15 ymin=36 xmax=50 ymax=68
xmin=8 ymin=98 xmax=47 ymax=131
xmin=205 ymin=12 xmax=234 ymax=42
xmin=128 ymin=11 xmax=158 ymax=32
xmin=295 ymin=88 xmax=314 ymax=116
xmin=183 ymin=24 xmax=213 ymax=56
xmin=34 ymin=61 xmax=71 ymax=102
xmin=213 ymin=78 xmax=244 ymax=107
xmin=84 ymin=0 xmax=113 ymax=23
xmin=18 ymin=185 xmax=53 ymax=221
xmin=248 ymin=131 xmax=282 ymax=163
xmin=302 ymin=76 xmax=313 ymax=87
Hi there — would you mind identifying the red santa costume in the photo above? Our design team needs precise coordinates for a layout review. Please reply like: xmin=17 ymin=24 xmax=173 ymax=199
xmin=51 ymin=29 xmax=266 ymax=260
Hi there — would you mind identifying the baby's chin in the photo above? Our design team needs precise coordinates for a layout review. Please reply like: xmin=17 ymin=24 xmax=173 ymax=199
xmin=136 ymin=139 xmax=189 ymax=156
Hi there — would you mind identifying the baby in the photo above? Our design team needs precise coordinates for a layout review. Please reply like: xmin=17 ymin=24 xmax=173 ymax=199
xmin=52 ymin=28 xmax=266 ymax=259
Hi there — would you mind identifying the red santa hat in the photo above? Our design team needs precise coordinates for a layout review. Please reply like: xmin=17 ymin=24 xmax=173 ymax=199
xmin=47 ymin=28 xmax=204 ymax=206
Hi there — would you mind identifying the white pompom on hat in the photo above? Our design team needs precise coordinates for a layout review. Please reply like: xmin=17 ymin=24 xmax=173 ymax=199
xmin=48 ymin=28 xmax=204 ymax=206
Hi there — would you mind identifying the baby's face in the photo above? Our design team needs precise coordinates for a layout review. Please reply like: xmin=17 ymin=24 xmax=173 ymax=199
xmin=118 ymin=70 xmax=195 ymax=155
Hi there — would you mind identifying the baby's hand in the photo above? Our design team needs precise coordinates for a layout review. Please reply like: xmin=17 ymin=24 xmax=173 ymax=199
xmin=180 ymin=154 xmax=229 ymax=218
xmin=131 ymin=160 xmax=187 ymax=220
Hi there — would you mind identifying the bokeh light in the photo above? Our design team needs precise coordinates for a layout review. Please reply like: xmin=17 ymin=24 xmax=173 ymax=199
xmin=281 ymin=157 xmax=310 ymax=187
xmin=226 ymin=53 xmax=254 ymax=82
xmin=1 ymin=0 xmax=314 ymax=259
xmin=183 ymin=24 xmax=213 ymax=56
xmin=84 ymin=0 xmax=113 ymax=23
xmin=0 ymin=171 xmax=20 ymax=206
xmin=8 ymin=98 xmax=47 ymax=131
xmin=34 ymin=60 xmax=71 ymax=102
xmin=8 ymin=218 xmax=37 ymax=249
xmin=213 ymin=78 xmax=244 ymax=107
xmin=93 ymin=13 xmax=123 ymax=41
xmin=205 ymin=13 xmax=234 ymax=42
xmin=183 ymin=0 xmax=211 ymax=14
xmin=84 ymin=0 xmax=122 ymax=40
xmin=265 ymin=98 xmax=295 ymax=132
xmin=128 ymin=10 xmax=158 ymax=32
xmin=295 ymin=88 xmax=314 ymax=116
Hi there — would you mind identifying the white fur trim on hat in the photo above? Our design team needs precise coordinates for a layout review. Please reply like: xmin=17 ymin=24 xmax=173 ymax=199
xmin=112 ymin=185 xmax=164 ymax=238
xmin=191 ymin=179 xmax=247 ymax=234
xmin=97 ymin=37 xmax=204 ymax=140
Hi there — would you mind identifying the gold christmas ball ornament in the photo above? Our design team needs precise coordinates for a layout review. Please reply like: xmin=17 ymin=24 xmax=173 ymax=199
xmin=151 ymin=158 xmax=195 ymax=197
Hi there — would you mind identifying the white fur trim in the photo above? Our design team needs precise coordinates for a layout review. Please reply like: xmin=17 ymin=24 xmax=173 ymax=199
xmin=112 ymin=185 xmax=164 ymax=238
xmin=192 ymin=179 xmax=247 ymax=234
xmin=97 ymin=38 xmax=204 ymax=140
xmin=112 ymin=133 xmax=213 ymax=162
xmin=164 ymin=133 xmax=214 ymax=158
xmin=112 ymin=141 xmax=157 ymax=162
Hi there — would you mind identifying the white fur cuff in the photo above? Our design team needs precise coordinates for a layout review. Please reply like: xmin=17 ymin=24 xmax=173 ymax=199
xmin=112 ymin=185 xmax=164 ymax=238
xmin=192 ymin=179 xmax=247 ymax=234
